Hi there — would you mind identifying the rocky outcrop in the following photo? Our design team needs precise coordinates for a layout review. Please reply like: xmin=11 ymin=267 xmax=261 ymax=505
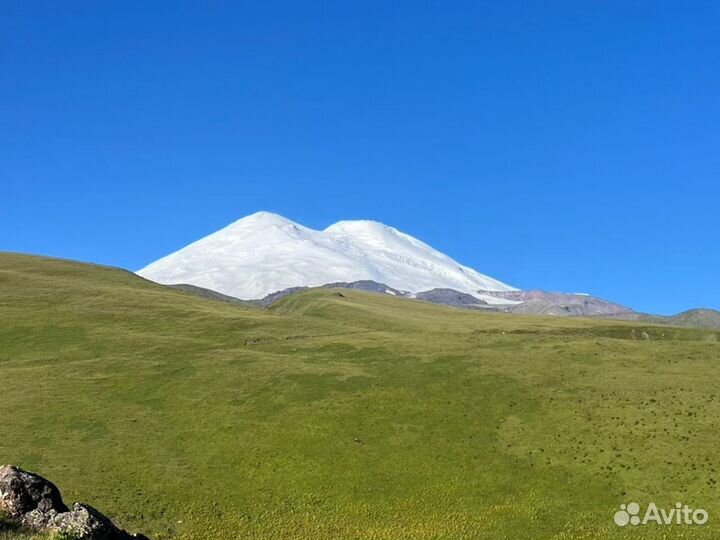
xmin=0 ymin=465 xmax=148 ymax=540
xmin=415 ymin=288 xmax=488 ymax=307
xmin=0 ymin=465 xmax=67 ymax=519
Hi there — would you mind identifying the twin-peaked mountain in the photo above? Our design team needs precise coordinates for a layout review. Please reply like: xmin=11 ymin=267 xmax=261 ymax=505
xmin=137 ymin=211 xmax=631 ymax=316
xmin=138 ymin=212 xmax=516 ymax=302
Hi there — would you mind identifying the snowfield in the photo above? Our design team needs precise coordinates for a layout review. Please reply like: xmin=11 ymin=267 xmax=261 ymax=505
xmin=137 ymin=211 xmax=517 ymax=302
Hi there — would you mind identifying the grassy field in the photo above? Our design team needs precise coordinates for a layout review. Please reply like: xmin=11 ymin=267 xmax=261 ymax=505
xmin=1 ymin=252 xmax=719 ymax=539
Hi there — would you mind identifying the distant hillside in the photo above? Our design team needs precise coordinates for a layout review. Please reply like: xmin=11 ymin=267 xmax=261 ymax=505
xmin=256 ymin=281 xmax=720 ymax=330
xmin=260 ymin=281 xmax=635 ymax=318
xmin=609 ymin=308 xmax=720 ymax=329
xmin=665 ymin=308 xmax=720 ymax=328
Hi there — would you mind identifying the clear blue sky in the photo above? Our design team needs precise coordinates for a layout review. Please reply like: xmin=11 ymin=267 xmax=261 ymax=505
xmin=2 ymin=2 xmax=718 ymax=314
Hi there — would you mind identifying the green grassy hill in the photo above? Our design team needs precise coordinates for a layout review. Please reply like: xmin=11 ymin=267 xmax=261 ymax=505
xmin=1 ymin=252 xmax=719 ymax=539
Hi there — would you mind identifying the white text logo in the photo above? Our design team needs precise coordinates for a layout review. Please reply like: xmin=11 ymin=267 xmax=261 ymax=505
xmin=614 ymin=502 xmax=708 ymax=526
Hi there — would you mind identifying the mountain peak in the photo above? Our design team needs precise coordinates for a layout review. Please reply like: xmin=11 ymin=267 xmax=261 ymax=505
xmin=229 ymin=211 xmax=298 ymax=228
xmin=325 ymin=219 xmax=393 ymax=232
xmin=138 ymin=214 xmax=516 ymax=299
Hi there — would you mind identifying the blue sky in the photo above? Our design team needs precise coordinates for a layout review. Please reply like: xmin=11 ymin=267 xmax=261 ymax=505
xmin=1 ymin=2 xmax=718 ymax=314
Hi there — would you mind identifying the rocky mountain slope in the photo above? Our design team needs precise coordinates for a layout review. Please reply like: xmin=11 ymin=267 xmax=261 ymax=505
xmin=257 ymin=281 xmax=632 ymax=318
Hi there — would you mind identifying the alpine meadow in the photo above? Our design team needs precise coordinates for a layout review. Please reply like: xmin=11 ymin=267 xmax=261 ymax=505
xmin=2 ymin=252 xmax=719 ymax=540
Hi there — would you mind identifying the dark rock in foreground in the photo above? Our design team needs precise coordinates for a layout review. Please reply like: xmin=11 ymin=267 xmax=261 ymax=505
xmin=0 ymin=464 xmax=68 ymax=519
xmin=0 ymin=465 xmax=148 ymax=540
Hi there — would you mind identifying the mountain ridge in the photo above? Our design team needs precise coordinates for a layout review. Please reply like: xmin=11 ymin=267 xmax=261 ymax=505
xmin=136 ymin=212 xmax=713 ymax=322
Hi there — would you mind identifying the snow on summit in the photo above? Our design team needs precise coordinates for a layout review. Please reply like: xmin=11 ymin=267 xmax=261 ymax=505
xmin=137 ymin=211 xmax=517 ymax=301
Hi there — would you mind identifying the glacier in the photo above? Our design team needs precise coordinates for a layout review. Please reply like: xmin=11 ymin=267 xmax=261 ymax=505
xmin=137 ymin=211 xmax=518 ymax=302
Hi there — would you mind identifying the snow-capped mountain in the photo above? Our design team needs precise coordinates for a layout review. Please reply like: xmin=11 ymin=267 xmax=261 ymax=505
xmin=138 ymin=211 xmax=517 ymax=302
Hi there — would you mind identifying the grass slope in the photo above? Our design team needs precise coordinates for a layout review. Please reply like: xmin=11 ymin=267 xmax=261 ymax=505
xmin=1 ymin=252 xmax=719 ymax=540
